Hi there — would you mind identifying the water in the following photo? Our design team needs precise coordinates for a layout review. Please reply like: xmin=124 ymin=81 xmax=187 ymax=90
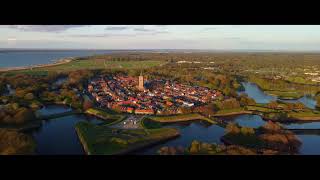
xmin=239 ymin=82 xmax=316 ymax=109
xmin=222 ymin=114 xmax=266 ymax=128
xmin=54 ymin=77 xmax=68 ymax=86
xmin=30 ymin=105 xmax=102 ymax=155
xmin=136 ymin=121 xmax=225 ymax=155
xmin=297 ymin=135 xmax=320 ymax=155
xmin=0 ymin=50 xmax=115 ymax=68
xmin=284 ymin=122 xmax=320 ymax=129
xmin=37 ymin=104 xmax=72 ymax=116
xmin=3 ymin=84 xmax=15 ymax=96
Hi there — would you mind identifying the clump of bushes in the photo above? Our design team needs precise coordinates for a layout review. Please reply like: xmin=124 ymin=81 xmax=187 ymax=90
xmin=0 ymin=129 xmax=36 ymax=155
xmin=0 ymin=104 xmax=37 ymax=126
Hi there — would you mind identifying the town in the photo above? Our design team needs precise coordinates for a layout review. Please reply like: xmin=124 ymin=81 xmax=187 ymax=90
xmin=88 ymin=74 xmax=223 ymax=115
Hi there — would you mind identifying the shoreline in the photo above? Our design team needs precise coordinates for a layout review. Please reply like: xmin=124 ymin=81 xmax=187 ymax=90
xmin=0 ymin=57 xmax=75 ymax=73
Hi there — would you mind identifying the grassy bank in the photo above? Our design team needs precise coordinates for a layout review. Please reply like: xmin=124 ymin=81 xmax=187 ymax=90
xmin=85 ymin=108 xmax=126 ymax=124
xmin=75 ymin=121 xmax=179 ymax=155
xmin=149 ymin=113 xmax=215 ymax=124
xmin=214 ymin=108 xmax=252 ymax=117
xmin=265 ymin=90 xmax=303 ymax=100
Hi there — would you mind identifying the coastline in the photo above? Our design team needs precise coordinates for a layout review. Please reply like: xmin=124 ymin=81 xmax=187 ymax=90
xmin=0 ymin=57 xmax=74 ymax=73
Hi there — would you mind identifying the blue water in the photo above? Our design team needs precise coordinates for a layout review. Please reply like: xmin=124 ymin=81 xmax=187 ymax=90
xmin=37 ymin=105 xmax=72 ymax=116
xmin=239 ymin=82 xmax=317 ymax=109
xmin=136 ymin=121 xmax=225 ymax=155
xmin=297 ymin=135 xmax=320 ymax=155
xmin=0 ymin=50 xmax=115 ymax=68
xmin=223 ymin=114 xmax=266 ymax=128
xmin=32 ymin=105 xmax=102 ymax=155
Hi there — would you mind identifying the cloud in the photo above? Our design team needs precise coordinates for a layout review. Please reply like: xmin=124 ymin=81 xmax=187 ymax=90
xmin=7 ymin=38 xmax=17 ymax=41
xmin=105 ymin=26 xmax=129 ymax=31
xmin=4 ymin=25 xmax=89 ymax=33
xmin=133 ymin=27 xmax=153 ymax=32
xmin=224 ymin=37 xmax=242 ymax=40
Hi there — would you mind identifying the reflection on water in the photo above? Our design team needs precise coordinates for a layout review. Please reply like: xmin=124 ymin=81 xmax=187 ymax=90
xmin=54 ymin=77 xmax=68 ymax=86
xmin=37 ymin=105 xmax=72 ymax=116
xmin=239 ymin=82 xmax=316 ymax=109
xmin=297 ymin=135 xmax=320 ymax=155
xmin=31 ymin=105 xmax=102 ymax=155
xmin=222 ymin=114 xmax=266 ymax=128
xmin=284 ymin=122 xmax=320 ymax=129
xmin=136 ymin=121 xmax=225 ymax=155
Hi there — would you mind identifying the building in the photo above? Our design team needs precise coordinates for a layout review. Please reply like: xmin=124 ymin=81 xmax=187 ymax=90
xmin=138 ymin=73 xmax=145 ymax=91
xmin=135 ymin=109 xmax=154 ymax=115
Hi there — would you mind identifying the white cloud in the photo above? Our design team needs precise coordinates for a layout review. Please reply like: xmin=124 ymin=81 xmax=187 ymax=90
xmin=4 ymin=25 xmax=89 ymax=33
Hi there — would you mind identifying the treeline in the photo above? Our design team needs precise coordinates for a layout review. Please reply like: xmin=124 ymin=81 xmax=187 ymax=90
xmin=0 ymin=129 xmax=35 ymax=155
xmin=249 ymin=76 xmax=320 ymax=95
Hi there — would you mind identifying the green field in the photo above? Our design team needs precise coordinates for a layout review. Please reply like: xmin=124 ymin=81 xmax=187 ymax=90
xmin=265 ymin=90 xmax=303 ymax=100
xmin=2 ymin=59 xmax=165 ymax=75
xmin=149 ymin=113 xmax=215 ymax=124
xmin=214 ymin=108 xmax=253 ymax=116
xmin=38 ymin=59 xmax=163 ymax=71
xmin=75 ymin=121 xmax=179 ymax=155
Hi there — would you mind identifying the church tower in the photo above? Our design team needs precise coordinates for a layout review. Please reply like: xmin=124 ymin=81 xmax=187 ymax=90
xmin=138 ymin=71 xmax=144 ymax=91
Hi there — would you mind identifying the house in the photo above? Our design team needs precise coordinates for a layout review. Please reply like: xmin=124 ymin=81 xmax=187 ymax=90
xmin=127 ymin=107 xmax=134 ymax=113
xmin=135 ymin=109 xmax=154 ymax=115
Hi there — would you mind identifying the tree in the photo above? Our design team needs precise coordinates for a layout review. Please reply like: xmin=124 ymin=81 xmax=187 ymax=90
xmin=267 ymin=101 xmax=278 ymax=109
xmin=189 ymin=140 xmax=201 ymax=154
xmin=24 ymin=93 xmax=35 ymax=100
xmin=294 ymin=102 xmax=305 ymax=110
xmin=0 ymin=129 xmax=35 ymax=155
xmin=13 ymin=108 xmax=36 ymax=125
xmin=226 ymin=123 xmax=241 ymax=134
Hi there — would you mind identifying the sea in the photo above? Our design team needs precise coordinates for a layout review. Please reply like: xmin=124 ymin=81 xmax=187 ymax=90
xmin=0 ymin=49 xmax=124 ymax=68
xmin=0 ymin=49 xmax=210 ymax=68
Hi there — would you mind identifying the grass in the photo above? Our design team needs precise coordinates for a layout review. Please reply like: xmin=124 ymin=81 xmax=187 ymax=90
xmin=288 ymin=111 xmax=320 ymax=118
xmin=149 ymin=113 xmax=215 ymax=124
xmin=264 ymin=90 xmax=303 ymax=99
xmin=85 ymin=108 xmax=126 ymax=124
xmin=214 ymin=108 xmax=252 ymax=116
xmin=75 ymin=121 xmax=179 ymax=155
xmin=18 ymin=59 xmax=163 ymax=72
xmin=140 ymin=117 xmax=163 ymax=129
xmin=246 ymin=105 xmax=277 ymax=113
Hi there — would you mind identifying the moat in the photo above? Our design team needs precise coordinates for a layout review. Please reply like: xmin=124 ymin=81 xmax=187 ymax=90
xmin=24 ymin=82 xmax=320 ymax=155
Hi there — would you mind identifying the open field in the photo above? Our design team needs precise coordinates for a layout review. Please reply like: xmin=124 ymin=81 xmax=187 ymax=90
xmin=75 ymin=121 xmax=179 ymax=155
xmin=1 ymin=58 xmax=166 ymax=75
xmin=149 ymin=113 xmax=215 ymax=124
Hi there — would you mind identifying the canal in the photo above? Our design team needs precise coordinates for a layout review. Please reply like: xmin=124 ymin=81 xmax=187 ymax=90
xmin=29 ymin=105 xmax=103 ymax=155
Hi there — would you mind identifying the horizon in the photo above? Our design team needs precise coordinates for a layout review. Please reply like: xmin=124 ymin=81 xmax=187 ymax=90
xmin=1 ymin=48 xmax=320 ymax=53
xmin=2 ymin=25 xmax=320 ymax=51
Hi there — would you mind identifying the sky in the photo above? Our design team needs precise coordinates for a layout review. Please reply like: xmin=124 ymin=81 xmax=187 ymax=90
xmin=1 ymin=25 xmax=320 ymax=51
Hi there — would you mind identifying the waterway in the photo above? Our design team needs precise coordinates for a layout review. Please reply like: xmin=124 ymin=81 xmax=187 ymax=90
xmin=0 ymin=50 xmax=116 ymax=68
xmin=237 ymin=82 xmax=320 ymax=154
xmin=28 ymin=105 xmax=103 ymax=155
xmin=239 ymin=82 xmax=316 ymax=109
xmin=136 ymin=121 xmax=225 ymax=155
xmin=21 ymin=81 xmax=320 ymax=155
